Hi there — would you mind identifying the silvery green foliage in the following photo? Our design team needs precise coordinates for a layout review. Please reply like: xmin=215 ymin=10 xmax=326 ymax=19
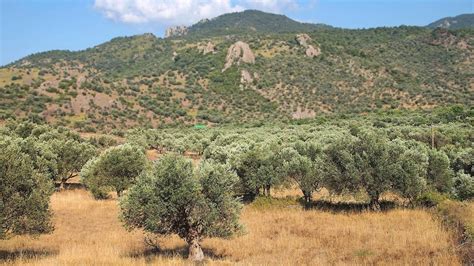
xmin=232 ymin=141 xmax=282 ymax=196
xmin=278 ymin=146 xmax=315 ymax=203
xmin=47 ymin=138 xmax=97 ymax=185
xmin=81 ymin=144 xmax=147 ymax=198
xmin=195 ymin=160 xmax=243 ymax=237
xmin=388 ymin=139 xmax=428 ymax=202
xmin=0 ymin=136 xmax=54 ymax=239
xmin=120 ymin=154 xmax=242 ymax=258
xmin=324 ymin=130 xmax=429 ymax=209
xmin=126 ymin=128 xmax=150 ymax=148
xmin=427 ymin=149 xmax=453 ymax=193
xmin=81 ymin=157 xmax=109 ymax=199
xmin=1 ymin=122 xmax=95 ymax=186
xmin=18 ymin=137 xmax=59 ymax=181
xmin=277 ymin=138 xmax=328 ymax=203
xmin=114 ymin=121 xmax=471 ymax=205
xmin=442 ymin=146 xmax=473 ymax=176
xmin=452 ymin=171 xmax=474 ymax=200
xmin=322 ymin=133 xmax=360 ymax=194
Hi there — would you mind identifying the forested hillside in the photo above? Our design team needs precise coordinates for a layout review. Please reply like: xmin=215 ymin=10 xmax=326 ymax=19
xmin=1 ymin=10 xmax=473 ymax=132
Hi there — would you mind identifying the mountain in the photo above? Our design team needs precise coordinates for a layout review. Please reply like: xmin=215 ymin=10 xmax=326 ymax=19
xmin=427 ymin=14 xmax=474 ymax=30
xmin=1 ymin=11 xmax=473 ymax=132
xmin=166 ymin=10 xmax=330 ymax=38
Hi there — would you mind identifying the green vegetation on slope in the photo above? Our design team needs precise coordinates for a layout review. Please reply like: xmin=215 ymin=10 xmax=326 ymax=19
xmin=184 ymin=9 xmax=330 ymax=38
xmin=1 ymin=11 xmax=473 ymax=131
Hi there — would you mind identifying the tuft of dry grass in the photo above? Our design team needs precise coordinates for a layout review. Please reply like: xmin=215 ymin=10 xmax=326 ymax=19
xmin=0 ymin=189 xmax=461 ymax=265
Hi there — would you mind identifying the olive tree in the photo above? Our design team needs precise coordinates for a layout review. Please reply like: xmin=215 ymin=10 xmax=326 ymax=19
xmin=452 ymin=171 xmax=474 ymax=200
xmin=443 ymin=146 xmax=473 ymax=176
xmin=388 ymin=139 xmax=428 ymax=204
xmin=278 ymin=146 xmax=323 ymax=205
xmin=323 ymin=136 xmax=359 ymax=199
xmin=120 ymin=155 xmax=242 ymax=261
xmin=232 ymin=143 xmax=283 ymax=198
xmin=324 ymin=132 xmax=429 ymax=211
xmin=0 ymin=137 xmax=53 ymax=239
xmin=427 ymin=149 xmax=453 ymax=193
xmin=352 ymin=131 xmax=396 ymax=210
xmin=48 ymin=139 xmax=96 ymax=189
xmin=81 ymin=144 xmax=147 ymax=198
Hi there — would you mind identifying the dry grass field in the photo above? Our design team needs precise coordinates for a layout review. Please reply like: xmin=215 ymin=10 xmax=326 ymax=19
xmin=0 ymin=189 xmax=462 ymax=265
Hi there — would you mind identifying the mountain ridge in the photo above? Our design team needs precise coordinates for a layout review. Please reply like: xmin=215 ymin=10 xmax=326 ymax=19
xmin=165 ymin=10 xmax=332 ymax=38
xmin=1 ymin=10 xmax=473 ymax=132
xmin=427 ymin=13 xmax=474 ymax=30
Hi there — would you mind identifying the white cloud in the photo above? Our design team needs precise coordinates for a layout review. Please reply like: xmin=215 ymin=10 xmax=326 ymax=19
xmin=94 ymin=0 xmax=299 ymax=25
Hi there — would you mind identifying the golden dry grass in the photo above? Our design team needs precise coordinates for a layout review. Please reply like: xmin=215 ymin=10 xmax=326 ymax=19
xmin=0 ymin=189 xmax=461 ymax=265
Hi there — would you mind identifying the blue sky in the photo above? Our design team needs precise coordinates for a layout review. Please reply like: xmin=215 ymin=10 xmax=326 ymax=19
xmin=1 ymin=0 xmax=472 ymax=66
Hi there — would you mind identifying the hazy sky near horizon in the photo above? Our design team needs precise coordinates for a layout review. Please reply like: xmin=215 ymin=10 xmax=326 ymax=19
xmin=1 ymin=0 xmax=472 ymax=65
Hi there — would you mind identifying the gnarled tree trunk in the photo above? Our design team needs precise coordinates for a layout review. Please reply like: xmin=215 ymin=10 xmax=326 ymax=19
xmin=59 ymin=178 xmax=67 ymax=191
xmin=302 ymin=190 xmax=312 ymax=209
xmin=369 ymin=193 xmax=381 ymax=211
xmin=187 ymin=229 xmax=204 ymax=261
xmin=265 ymin=185 xmax=271 ymax=197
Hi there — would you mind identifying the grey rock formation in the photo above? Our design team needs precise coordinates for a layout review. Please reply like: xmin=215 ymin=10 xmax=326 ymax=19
xmin=165 ymin=26 xmax=188 ymax=38
xmin=296 ymin=33 xmax=321 ymax=58
xmin=199 ymin=42 xmax=216 ymax=55
xmin=296 ymin=33 xmax=311 ymax=47
xmin=305 ymin=45 xmax=321 ymax=58
xmin=240 ymin=69 xmax=254 ymax=84
xmin=222 ymin=41 xmax=255 ymax=72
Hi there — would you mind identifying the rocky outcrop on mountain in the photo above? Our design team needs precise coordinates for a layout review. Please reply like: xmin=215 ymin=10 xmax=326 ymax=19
xmin=222 ymin=41 xmax=255 ymax=72
xmin=429 ymin=28 xmax=470 ymax=50
xmin=296 ymin=33 xmax=321 ymax=58
xmin=198 ymin=42 xmax=216 ymax=55
xmin=305 ymin=45 xmax=321 ymax=58
xmin=240 ymin=69 xmax=254 ymax=84
xmin=296 ymin=34 xmax=311 ymax=47
xmin=165 ymin=26 xmax=188 ymax=38
xmin=172 ymin=51 xmax=178 ymax=61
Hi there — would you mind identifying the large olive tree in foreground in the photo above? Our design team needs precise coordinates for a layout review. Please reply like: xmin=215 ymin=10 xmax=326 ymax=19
xmin=0 ymin=137 xmax=53 ymax=239
xmin=81 ymin=144 xmax=147 ymax=198
xmin=120 ymin=154 xmax=242 ymax=261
